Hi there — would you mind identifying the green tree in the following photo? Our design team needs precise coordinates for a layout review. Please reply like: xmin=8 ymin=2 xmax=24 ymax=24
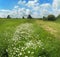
xmin=27 ymin=15 xmax=32 ymax=19
xmin=7 ymin=15 xmax=11 ymax=19
xmin=47 ymin=15 xmax=56 ymax=21
xmin=22 ymin=16 xmax=24 ymax=19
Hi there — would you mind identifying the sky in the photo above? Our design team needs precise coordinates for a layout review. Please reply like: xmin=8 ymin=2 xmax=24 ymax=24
xmin=0 ymin=0 xmax=60 ymax=18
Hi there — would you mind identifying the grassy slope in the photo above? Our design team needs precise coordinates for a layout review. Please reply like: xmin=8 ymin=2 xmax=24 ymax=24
xmin=0 ymin=18 xmax=60 ymax=57
xmin=36 ymin=19 xmax=60 ymax=39
xmin=35 ymin=19 xmax=60 ymax=57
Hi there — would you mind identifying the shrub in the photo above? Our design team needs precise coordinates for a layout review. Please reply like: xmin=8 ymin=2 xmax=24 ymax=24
xmin=47 ymin=15 xmax=56 ymax=21
xmin=43 ymin=16 xmax=47 ymax=21
xmin=22 ymin=16 xmax=25 ymax=19
xmin=7 ymin=15 xmax=11 ymax=19
xmin=27 ymin=15 xmax=32 ymax=19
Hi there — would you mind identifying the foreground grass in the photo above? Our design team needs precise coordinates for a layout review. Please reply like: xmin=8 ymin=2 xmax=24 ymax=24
xmin=0 ymin=18 xmax=60 ymax=57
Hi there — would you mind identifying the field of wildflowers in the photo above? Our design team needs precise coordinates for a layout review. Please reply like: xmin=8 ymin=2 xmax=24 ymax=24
xmin=0 ymin=19 xmax=60 ymax=57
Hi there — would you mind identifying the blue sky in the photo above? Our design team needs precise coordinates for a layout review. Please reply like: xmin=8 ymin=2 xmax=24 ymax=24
xmin=0 ymin=0 xmax=18 ymax=9
xmin=0 ymin=0 xmax=60 ymax=18
xmin=0 ymin=0 xmax=53 ymax=9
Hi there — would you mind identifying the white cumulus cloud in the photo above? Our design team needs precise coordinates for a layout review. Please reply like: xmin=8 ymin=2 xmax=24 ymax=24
xmin=0 ymin=0 xmax=60 ymax=18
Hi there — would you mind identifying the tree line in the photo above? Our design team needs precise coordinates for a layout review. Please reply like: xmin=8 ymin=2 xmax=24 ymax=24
xmin=7 ymin=14 xmax=60 ymax=21
xmin=7 ymin=14 xmax=32 ymax=19
xmin=43 ymin=14 xmax=60 ymax=21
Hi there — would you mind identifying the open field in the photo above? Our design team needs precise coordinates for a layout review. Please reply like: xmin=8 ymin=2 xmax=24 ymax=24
xmin=0 ymin=18 xmax=60 ymax=57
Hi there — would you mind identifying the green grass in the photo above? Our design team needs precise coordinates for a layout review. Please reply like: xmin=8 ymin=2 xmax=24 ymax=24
xmin=0 ymin=18 xmax=60 ymax=57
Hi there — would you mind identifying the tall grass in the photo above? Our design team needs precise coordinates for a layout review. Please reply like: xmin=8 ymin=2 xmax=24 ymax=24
xmin=0 ymin=18 xmax=60 ymax=57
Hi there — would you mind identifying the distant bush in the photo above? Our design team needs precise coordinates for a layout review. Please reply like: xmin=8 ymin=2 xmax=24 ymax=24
xmin=57 ymin=14 xmax=60 ymax=18
xmin=7 ymin=15 xmax=11 ymax=19
xmin=43 ymin=16 xmax=47 ymax=21
xmin=47 ymin=15 xmax=56 ymax=21
xmin=22 ymin=16 xmax=25 ymax=19
xmin=27 ymin=15 xmax=32 ymax=19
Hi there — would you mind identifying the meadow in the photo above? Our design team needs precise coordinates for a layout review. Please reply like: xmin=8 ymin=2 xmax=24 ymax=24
xmin=0 ymin=18 xmax=60 ymax=57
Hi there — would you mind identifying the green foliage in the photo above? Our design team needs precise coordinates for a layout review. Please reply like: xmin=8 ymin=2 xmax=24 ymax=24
xmin=0 ymin=19 xmax=60 ymax=57
xmin=47 ymin=15 xmax=56 ymax=21
xmin=27 ymin=15 xmax=32 ymax=19
xmin=7 ymin=15 xmax=11 ymax=19
xmin=43 ymin=16 xmax=47 ymax=21
xmin=57 ymin=14 xmax=60 ymax=18
xmin=22 ymin=16 xmax=25 ymax=19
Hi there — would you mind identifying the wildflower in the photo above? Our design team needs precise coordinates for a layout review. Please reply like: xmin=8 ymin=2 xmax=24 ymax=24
xmin=13 ymin=52 xmax=15 ymax=55
xmin=13 ymin=47 xmax=16 ymax=50
xmin=28 ymin=51 xmax=30 ymax=53
xmin=39 ymin=56 xmax=41 ymax=57
xmin=42 ymin=48 xmax=44 ymax=50
xmin=25 ymin=55 xmax=28 ymax=57
xmin=31 ymin=52 xmax=34 ymax=54
xmin=19 ymin=52 xmax=22 ymax=55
